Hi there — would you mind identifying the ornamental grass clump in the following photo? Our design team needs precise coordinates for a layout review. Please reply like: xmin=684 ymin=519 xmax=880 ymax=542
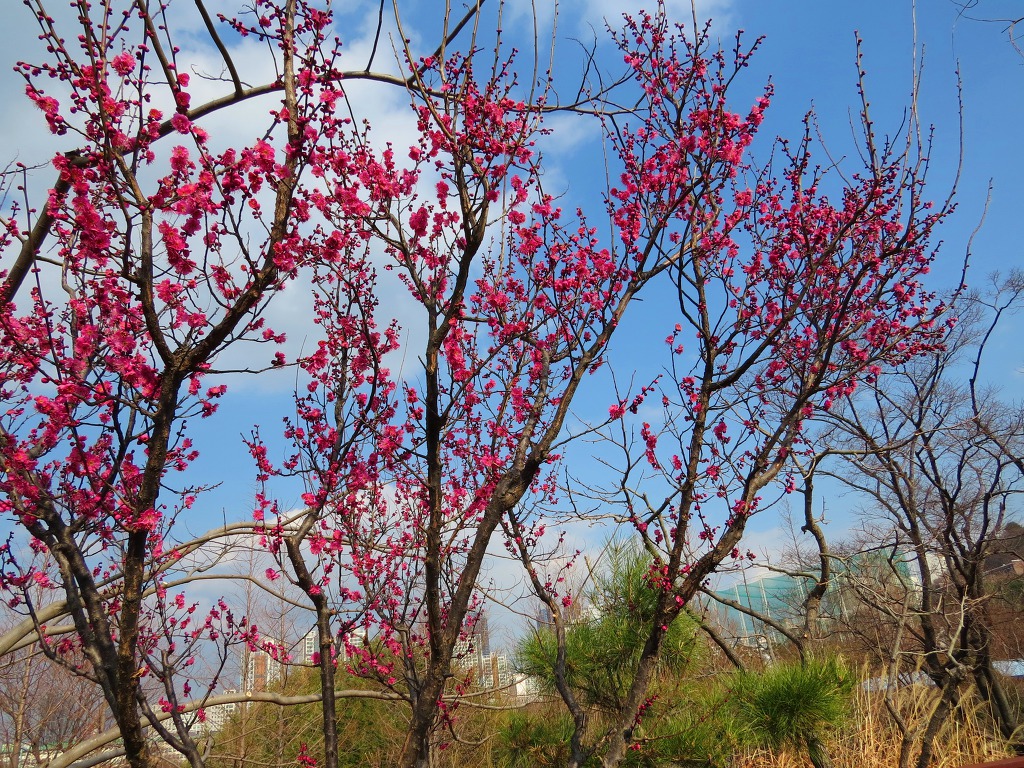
xmin=729 ymin=657 xmax=854 ymax=768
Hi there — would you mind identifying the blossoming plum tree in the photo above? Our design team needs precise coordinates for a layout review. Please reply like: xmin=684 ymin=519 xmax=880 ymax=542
xmin=248 ymin=21 xmax=711 ymax=768
xmin=504 ymin=14 xmax=955 ymax=768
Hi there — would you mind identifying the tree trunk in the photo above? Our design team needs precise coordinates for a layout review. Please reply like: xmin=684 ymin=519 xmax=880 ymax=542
xmin=599 ymin=627 xmax=666 ymax=768
xmin=401 ymin=675 xmax=444 ymax=768
xmin=316 ymin=605 xmax=340 ymax=768
xmin=973 ymin=661 xmax=1024 ymax=753
xmin=915 ymin=677 xmax=960 ymax=768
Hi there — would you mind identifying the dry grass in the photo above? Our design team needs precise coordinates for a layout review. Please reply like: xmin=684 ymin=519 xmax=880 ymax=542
xmin=738 ymin=681 xmax=1015 ymax=768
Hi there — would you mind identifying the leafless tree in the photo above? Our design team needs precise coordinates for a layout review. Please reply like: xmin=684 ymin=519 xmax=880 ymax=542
xmin=815 ymin=273 xmax=1024 ymax=767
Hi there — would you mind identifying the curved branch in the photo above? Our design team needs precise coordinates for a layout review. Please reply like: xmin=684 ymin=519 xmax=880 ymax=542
xmin=52 ymin=688 xmax=408 ymax=768
xmin=0 ymin=515 xmax=306 ymax=655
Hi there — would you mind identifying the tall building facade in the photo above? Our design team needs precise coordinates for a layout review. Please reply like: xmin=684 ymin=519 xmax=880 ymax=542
xmin=243 ymin=639 xmax=283 ymax=693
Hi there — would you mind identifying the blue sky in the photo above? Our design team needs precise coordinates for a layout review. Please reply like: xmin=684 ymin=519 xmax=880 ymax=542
xmin=1 ymin=0 xmax=1021 ymax=639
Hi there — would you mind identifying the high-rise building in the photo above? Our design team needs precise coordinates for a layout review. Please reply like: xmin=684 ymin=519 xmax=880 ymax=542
xmin=707 ymin=547 xmax=928 ymax=648
xmin=300 ymin=629 xmax=318 ymax=663
xmin=474 ymin=615 xmax=490 ymax=656
xmin=297 ymin=627 xmax=351 ymax=665
xmin=452 ymin=614 xmax=490 ymax=662
xmin=243 ymin=638 xmax=283 ymax=693
xmin=479 ymin=651 xmax=515 ymax=691
xmin=451 ymin=614 xmax=517 ymax=693
xmin=200 ymin=693 xmax=238 ymax=734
